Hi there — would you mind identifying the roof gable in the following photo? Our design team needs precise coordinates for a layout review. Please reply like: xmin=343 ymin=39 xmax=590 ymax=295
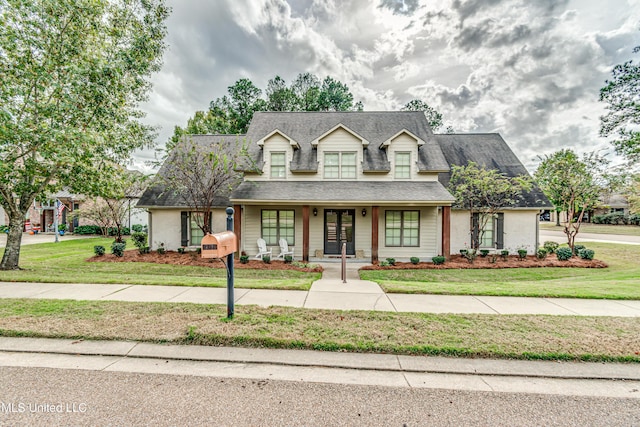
xmin=311 ymin=123 xmax=369 ymax=147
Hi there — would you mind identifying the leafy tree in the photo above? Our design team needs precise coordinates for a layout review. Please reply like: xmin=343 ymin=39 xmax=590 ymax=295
xmin=448 ymin=162 xmax=532 ymax=250
xmin=534 ymin=150 xmax=607 ymax=251
xmin=624 ymin=174 xmax=640 ymax=214
xmin=266 ymin=76 xmax=297 ymax=111
xmin=401 ymin=99 xmax=444 ymax=132
xmin=318 ymin=76 xmax=355 ymax=111
xmin=0 ymin=0 xmax=168 ymax=270
xmin=157 ymin=136 xmax=251 ymax=237
xmin=291 ymin=72 xmax=322 ymax=111
xmin=600 ymin=46 xmax=640 ymax=162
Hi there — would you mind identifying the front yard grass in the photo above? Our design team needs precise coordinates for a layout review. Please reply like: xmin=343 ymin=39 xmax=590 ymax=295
xmin=539 ymin=222 xmax=640 ymax=236
xmin=0 ymin=299 xmax=638 ymax=363
xmin=0 ymin=238 xmax=319 ymax=290
xmin=360 ymin=243 xmax=640 ymax=299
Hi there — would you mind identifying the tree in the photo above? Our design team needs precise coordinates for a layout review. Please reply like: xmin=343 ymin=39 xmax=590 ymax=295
xmin=318 ymin=76 xmax=355 ymax=111
xmin=600 ymin=46 xmax=640 ymax=162
xmin=157 ymin=136 xmax=250 ymax=238
xmin=291 ymin=72 xmax=321 ymax=111
xmin=266 ymin=76 xmax=297 ymax=111
xmin=448 ymin=162 xmax=532 ymax=250
xmin=401 ymin=99 xmax=444 ymax=132
xmin=624 ymin=174 xmax=640 ymax=215
xmin=0 ymin=0 xmax=168 ymax=270
xmin=534 ymin=150 xmax=607 ymax=251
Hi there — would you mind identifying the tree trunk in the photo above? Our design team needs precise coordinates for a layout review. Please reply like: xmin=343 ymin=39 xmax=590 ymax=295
xmin=0 ymin=213 xmax=25 ymax=270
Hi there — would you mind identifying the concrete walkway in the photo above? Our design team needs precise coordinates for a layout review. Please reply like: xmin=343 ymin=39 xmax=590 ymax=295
xmin=1 ymin=261 xmax=639 ymax=316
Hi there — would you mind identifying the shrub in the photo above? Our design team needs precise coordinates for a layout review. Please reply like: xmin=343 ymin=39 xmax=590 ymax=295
xmin=579 ymin=248 xmax=595 ymax=260
xmin=573 ymin=244 xmax=586 ymax=256
xmin=543 ymin=241 xmax=559 ymax=254
xmin=74 ymin=225 xmax=102 ymax=235
xmin=110 ymin=242 xmax=126 ymax=257
xmin=489 ymin=253 xmax=498 ymax=263
xmin=93 ymin=245 xmax=105 ymax=256
xmin=157 ymin=243 xmax=165 ymax=255
xmin=517 ymin=249 xmax=527 ymax=260
xmin=500 ymin=249 xmax=509 ymax=260
xmin=536 ymin=248 xmax=548 ymax=260
xmin=240 ymin=255 xmax=249 ymax=264
xmin=177 ymin=247 xmax=185 ymax=254
xmin=284 ymin=255 xmax=293 ymax=264
xmin=262 ymin=255 xmax=271 ymax=264
xmin=131 ymin=232 xmax=148 ymax=253
xmin=463 ymin=249 xmax=477 ymax=264
xmin=629 ymin=214 xmax=640 ymax=226
xmin=131 ymin=224 xmax=145 ymax=233
xmin=386 ymin=258 xmax=396 ymax=266
xmin=556 ymin=246 xmax=573 ymax=261
xmin=480 ymin=249 xmax=490 ymax=257
xmin=410 ymin=257 xmax=420 ymax=265
xmin=379 ymin=260 xmax=390 ymax=267
xmin=431 ymin=255 xmax=445 ymax=265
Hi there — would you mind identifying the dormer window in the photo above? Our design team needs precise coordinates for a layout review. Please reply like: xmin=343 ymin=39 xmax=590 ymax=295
xmin=395 ymin=152 xmax=411 ymax=179
xmin=270 ymin=152 xmax=286 ymax=179
xmin=324 ymin=152 xmax=356 ymax=179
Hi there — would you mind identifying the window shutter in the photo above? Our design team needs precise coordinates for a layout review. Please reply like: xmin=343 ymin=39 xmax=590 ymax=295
xmin=496 ymin=213 xmax=504 ymax=249
xmin=181 ymin=212 xmax=189 ymax=246
xmin=471 ymin=213 xmax=479 ymax=249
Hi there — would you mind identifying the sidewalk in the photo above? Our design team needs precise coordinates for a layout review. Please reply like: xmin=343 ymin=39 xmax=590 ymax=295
xmin=1 ymin=261 xmax=639 ymax=316
xmin=0 ymin=336 xmax=638 ymax=399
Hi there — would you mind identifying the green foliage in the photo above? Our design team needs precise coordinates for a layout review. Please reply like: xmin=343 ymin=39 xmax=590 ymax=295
xmin=543 ymin=241 xmax=560 ymax=254
xmin=240 ymin=255 xmax=249 ymax=264
xmin=0 ymin=225 xmax=8 ymax=233
xmin=480 ymin=249 xmax=490 ymax=257
xmin=177 ymin=247 xmax=185 ymax=254
xmin=401 ymin=99 xmax=444 ymax=131
xmin=500 ymin=249 xmax=509 ymax=260
xmin=517 ymin=249 xmax=528 ymax=260
xmin=93 ymin=245 xmax=105 ymax=256
xmin=600 ymin=45 xmax=640 ymax=162
xmin=573 ymin=244 xmax=586 ymax=256
xmin=556 ymin=247 xmax=573 ymax=261
xmin=284 ymin=255 xmax=293 ymax=264
xmin=386 ymin=258 xmax=396 ymax=266
xmin=579 ymin=248 xmax=595 ymax=260
xmin=131 ymin=224 xmax=145 ymax=233
xmin=536 ymin=248 xmax=548 ymax=260
xmin=73 ymin=225 xmax=102 ymax=235
xmin=0 ymin=0 xmax=168 ymax=270
xmin=462 ymin=249 xmax=477 ymax=264
xmin=379 ymin=260 xmax=390 ymax=267
xmin=410 ymin=257 xmax=420 ymax=265
xmin=131 ymin=232 xmax=148 ymax=254
xmin=431 ymin=256 xmax=446 ymax=265
xmin=110 ymin=242 xmax=126 ymax=257
xmin=157 ymin=243 xmax=165 ymax=255
xmin=262 ymin=255 xmax=271 ymax=264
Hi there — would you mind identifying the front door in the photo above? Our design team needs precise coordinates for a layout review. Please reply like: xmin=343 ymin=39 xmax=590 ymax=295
xmin=324 ymin=209 xmax=355 ymax=255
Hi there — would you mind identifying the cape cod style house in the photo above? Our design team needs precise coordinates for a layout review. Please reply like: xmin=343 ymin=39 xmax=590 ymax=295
xmin=138 ymin=111 xmax=551 ymax=262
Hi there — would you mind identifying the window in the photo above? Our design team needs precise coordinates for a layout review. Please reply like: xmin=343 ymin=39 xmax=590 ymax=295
xmin=385 ymin=210 xmax=419 ymax=247
xmin=472 ymin=213 xmax=504 ymax=249
xmin=479 ymin=214 xmax=494 ymax=248
xmin=270 ymin=152 xmax=286 ymax=178
xmin=394 ymin=152 xmax=411 ymax=179
xmin=261 ymin=210 xmax=295 ymax=245
xmin=324 ymin=152 xmax=357 ymax=179
xmin=190 ymin=212 xmax=205 ymax=246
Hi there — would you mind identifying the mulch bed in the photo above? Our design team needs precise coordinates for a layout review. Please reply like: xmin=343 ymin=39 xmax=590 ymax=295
xmin=88 ymin=250 xmax=324 ymax=273
xmin=89 ymin=251 xmax=606 ymax=271
xmin=361 ymin=254 xmax=608 ymax=270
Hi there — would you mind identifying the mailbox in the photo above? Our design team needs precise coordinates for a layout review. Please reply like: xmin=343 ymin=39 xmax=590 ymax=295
xmin=201 ymin=231 xmax=237 ymax=258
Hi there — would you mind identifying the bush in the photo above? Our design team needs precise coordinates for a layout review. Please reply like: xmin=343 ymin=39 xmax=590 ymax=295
xmin=432 ymin=255 xmax=445 ymax=265
xmin=629 ymin=214 xmax=640 ymax=226
xmin=480 ymin=249 xmax=490 ymax=257
xmin=240 ymin=255 xmax=249 ymax=264
xmin=543 ymin=241 xmax=559 ymax=254
xmin=93 ymin=245 xmax=105 ymax=256
xmin=500 ymin=249 xmax=509 ymax=260
xmin=131 ymin=224 xmax=146 ymax=233
xmin=579 ymin=248 xmax=595 ymax=260
xmin=386 ymin=258 xmax=396 ymax=266
xmin=177 ymin=247 xmax=185 ymax=254
xmin=573 ymin=244 xmax=586 ymax=256
xmin=157 ymin=243 xmax=165 ymax=255
xmin=74 ymin=225 xmax=102 ymax=235
xmin=111 ymin=241 xmax=126 ymax=257
xmin=107 ymin=226 xmax=130 ymax=236
xmin=517 ymin=249 xmax=527 ymax=260
xmin=536 ymin=248 xmax=548 ymax=260
xmin=410 ymin=257 xmax=420 ymax=265
xmin=131 ymin=232 xmax=148 ymax=254
xmin=556 ymin=247 xmax=573 ymax=261
xmin=379 ymin=260 xmax=390 ymax=267
xmin=262 ymin=255 xmax=271 ymax=264
xmin=284 ymin=255 xmax=293 ymax=264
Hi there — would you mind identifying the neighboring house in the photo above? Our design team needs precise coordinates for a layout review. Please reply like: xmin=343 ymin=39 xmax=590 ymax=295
xmin=140 ymin=111 xmax=551 ymax=261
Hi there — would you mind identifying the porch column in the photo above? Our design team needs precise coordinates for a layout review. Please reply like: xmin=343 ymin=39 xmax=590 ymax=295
xmin=234 ymin=204 xmax=242 ymax=258
xmin=302 ymin=205 xmax=309 ymax=262
xmin=371 ymin=205 xmax=379 ymax=263
xmin=442 ymin=205 xmax=451 ymax=260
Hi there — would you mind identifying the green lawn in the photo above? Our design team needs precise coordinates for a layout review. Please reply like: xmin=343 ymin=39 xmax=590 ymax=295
xmin=539 ymin=222 xmax=640 ymax=236
xmin=0 ymin=238 xmax=320 ymax=290
xmin=360 ymin=242 xmax=640 ymax=299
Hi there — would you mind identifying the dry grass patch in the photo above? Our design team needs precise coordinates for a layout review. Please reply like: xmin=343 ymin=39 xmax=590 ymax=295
xmin=0 ymin=299 xmax=638 ymax=362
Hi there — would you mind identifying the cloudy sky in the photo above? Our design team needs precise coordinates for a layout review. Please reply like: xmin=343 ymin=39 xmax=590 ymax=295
xmin=135 ymin=0 xmax=640 ymax=173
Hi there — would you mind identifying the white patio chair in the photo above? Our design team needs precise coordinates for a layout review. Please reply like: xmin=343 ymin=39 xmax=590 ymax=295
xmin=255 ymin=238 xmax=273 ymax=259
xmin=276 ymin=238 xmax=294 ymax=259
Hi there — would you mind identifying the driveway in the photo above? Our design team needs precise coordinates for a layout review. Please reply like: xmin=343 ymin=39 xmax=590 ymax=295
xmin=0 ymin=232 xmax=95 ymax=248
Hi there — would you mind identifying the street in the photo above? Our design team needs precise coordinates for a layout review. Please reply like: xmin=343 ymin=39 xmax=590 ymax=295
xmin=1 ymin=366 xmax=638 ymax=426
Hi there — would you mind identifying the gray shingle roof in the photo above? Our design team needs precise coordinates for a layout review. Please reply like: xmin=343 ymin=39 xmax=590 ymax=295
xmin=231 ymin=181 xmax=455 ymax=204
xmin=243 ymin=111 xmax=450 ymax=173
xmin=435 ymin=134 xmax=552 ymax=208
xmin=137 ymin=135 xmax=244 ymax=208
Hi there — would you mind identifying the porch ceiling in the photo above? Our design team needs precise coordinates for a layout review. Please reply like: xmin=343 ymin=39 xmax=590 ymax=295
xmin=230 ymin=180 xmax=455 ymax=205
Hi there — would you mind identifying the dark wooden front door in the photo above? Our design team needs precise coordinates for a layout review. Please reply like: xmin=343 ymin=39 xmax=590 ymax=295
xmin=324 ymin=209 xmax=355 ymax=255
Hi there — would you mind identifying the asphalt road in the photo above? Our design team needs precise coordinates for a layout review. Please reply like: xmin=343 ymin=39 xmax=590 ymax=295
xmin=1 ymin=366 xmax=638 ymax=427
